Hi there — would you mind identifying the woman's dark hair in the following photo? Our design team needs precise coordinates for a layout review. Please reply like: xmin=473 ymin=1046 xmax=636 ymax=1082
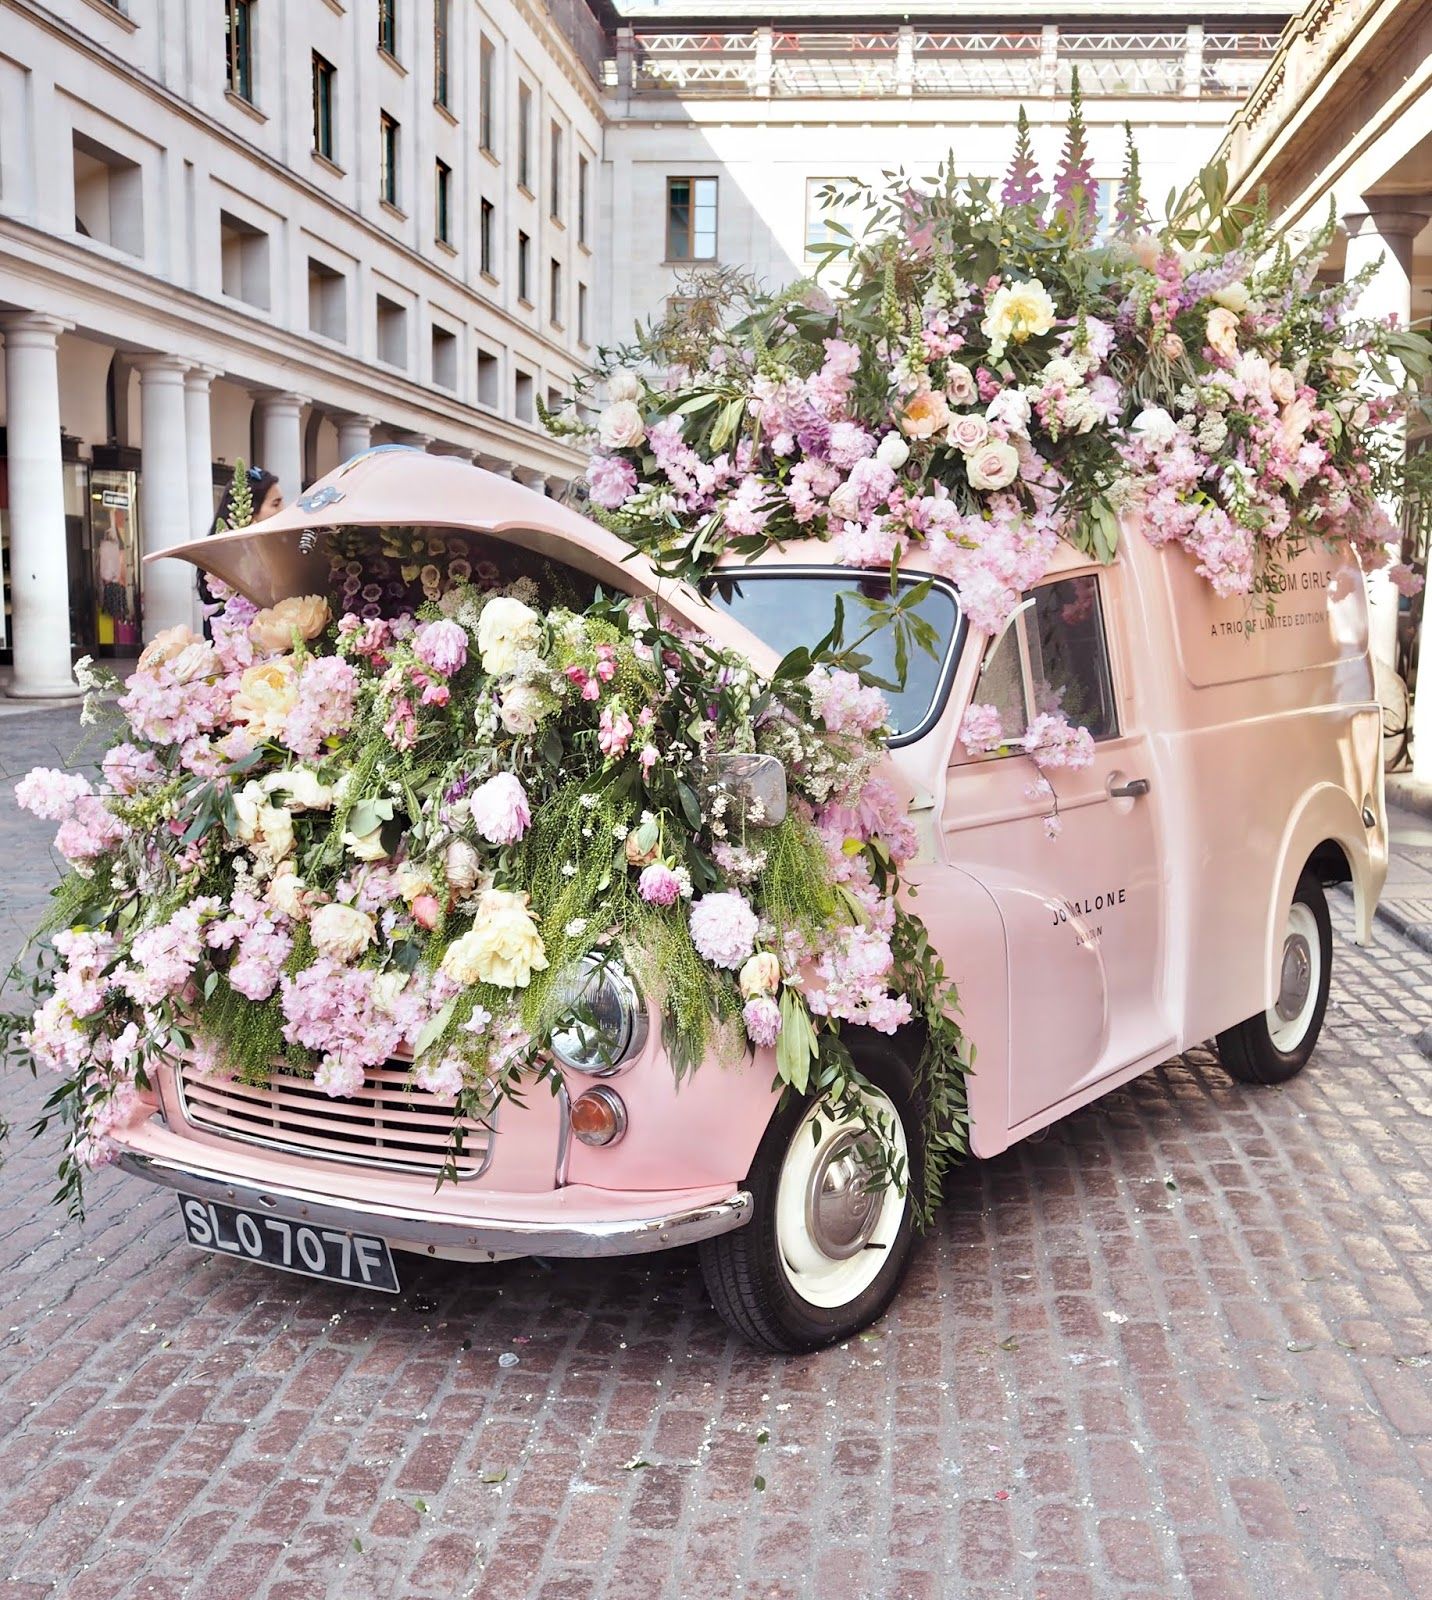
xmin=208 ymin=466 xmax=279 ymax=539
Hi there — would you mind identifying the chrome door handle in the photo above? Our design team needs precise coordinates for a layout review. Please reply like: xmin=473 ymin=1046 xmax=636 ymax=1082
xmin=1108 ymin=777 xmax=1150 ymax=799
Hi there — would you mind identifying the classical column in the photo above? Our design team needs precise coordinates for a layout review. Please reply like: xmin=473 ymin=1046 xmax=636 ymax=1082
xmin=0 ymin=313 xmax=79 ymax=698
xmin=1341 ymin=200 xmax=1432 ymax=681
xmin=430 ymin=443 xmax=476 ymax=461
xmin=135 ymin=354 xmax=193 ymax=641
xmin=392 ymin=429 xmax=434 ymax=450
xmin=253 ymin=390 xmax=307 ymax=504
xmin=334 ymin=412 xmax=377 ymax=462
xmin=183 ymin=367 xmax=219 ymax=626
xmin=523 ymin=473 xmax=549 ymax=497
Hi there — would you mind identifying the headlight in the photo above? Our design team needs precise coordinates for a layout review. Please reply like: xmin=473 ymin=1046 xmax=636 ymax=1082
xmin=548 ymin=953 xmax=648 ymax=1076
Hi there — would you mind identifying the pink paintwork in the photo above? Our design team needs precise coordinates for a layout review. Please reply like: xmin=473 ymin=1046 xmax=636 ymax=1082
xmin=115 ymin=452 xmax=1385 ymax=1261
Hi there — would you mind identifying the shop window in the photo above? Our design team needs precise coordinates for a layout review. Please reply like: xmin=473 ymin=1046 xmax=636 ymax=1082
xmin=308 ymin=257 xmax=346 ymax=341
xmin=72 ymin=132 xmax=143 ymax=256
xmin=312 ymin=52 xmax=335 ymax=161
xmin=226 ymin=0 xmax=255 ymax=103
xmin=514 ymin=367 xmax=534 ymax=422
xmin=477 ymin=347 xmax=500 ymax=409
xmin=666 ymin=176 xmax=717 ymax=262
xmin=376 ymin=292 xmax=407 ymax=367
xmin=220 ymin=210 xmax=270 ymax=308
xmin=431 ymin=324 xmax=457 ymax=390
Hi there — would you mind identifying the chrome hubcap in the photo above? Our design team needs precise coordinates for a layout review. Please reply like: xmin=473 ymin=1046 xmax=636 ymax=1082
xmin=1276 ymin=932 xmax=1312 ymax=1022
xmin=805 ymin=1132 xmax=881 ymax=1260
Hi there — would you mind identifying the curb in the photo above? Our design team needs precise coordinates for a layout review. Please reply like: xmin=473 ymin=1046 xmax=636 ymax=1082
xmin=1387 ymin=774 xmax=1432 ymax=822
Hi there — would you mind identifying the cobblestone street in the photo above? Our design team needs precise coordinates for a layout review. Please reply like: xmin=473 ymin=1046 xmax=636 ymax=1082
xmin=1 ymin=707 xmax=1429 ymax=1600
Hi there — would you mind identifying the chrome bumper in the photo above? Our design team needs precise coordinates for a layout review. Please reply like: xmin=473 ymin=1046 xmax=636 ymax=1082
xmin=117 ymin=1147 xmax=753 ymax=1259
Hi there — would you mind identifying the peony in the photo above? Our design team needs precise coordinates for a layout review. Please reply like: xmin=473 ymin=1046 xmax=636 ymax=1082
xmin=1131 ymin=406 xmax=1178 ymax=447
xmin=947 ymin=414 xmax=990 ymax=455
xmin=231 ymin=658 xmax=300 ymax=740
xmin=739 ymin=952 xmax=781 ymax=999
xmin=1205 ymin=307 xmax=1241 ymax=365
xmin=606 ymin=368 xmax=642 ymax=403
xmin=413 ymin=619 xmax=469 ymax=677
xmin=138 ymin=625 xmax=201 ymax=675
xmin=981 ymin=278 xmax=1057 ymax=353
xmin=597 ymin=400 xmax=646 ymax=451
xmin=965 ymin=441 xmax=1021 ymax=492
xmin=985 ymin=388 xmax=1032 ymax=435
xmin=441 ymin=890 xmax=547 ymax=988
xmin=638 ymin=863 xmax=683 ymax=907
xmin=742 ymin=996 xmax=782 ymax=1049
xmin=249 ymin=595 xmax=331 ymax=654
xmin=874 ymin=433 xmax=910 ymax=470
xmin=1211 ymin=280 xmax=1250 ymax=314
xmin=469 ymin=771 xmax=531 ymax=846
xmin=309 ymin=902 xmax=376 ymax=962
xmin=477 ymin=597 xmax=543 ymax=676
xmin=587 ymin=455 xmax=639 ymax=510
xmin=898 ymin=388 xmax=951 ymax=440
xmin=688 ymin=892 xmax=758 ymax=970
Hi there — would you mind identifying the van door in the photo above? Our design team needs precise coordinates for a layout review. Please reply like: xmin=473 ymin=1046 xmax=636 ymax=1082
xmin=942 ymin=571 xmax=1173 ymax=1132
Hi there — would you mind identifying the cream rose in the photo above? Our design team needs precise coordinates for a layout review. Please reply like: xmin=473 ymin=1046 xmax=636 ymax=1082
xmin=981 ymin=278 xmax=1057 ymax=352
xmin=1161 ymin=333 xmax=1186 ymax=362
xmin=443 ymin=839 xmax=483 ymax=894
xmin=966 ymin=440 xmax=1021 ymax=492
xmin=945 ymin=363 xmax=978 ymax=406
xmin=232 ymin=780 xmax=265 ymax=843
xmin=827 ymin=482 xmax=861 ymax=520
xmin=231 ymin=658 xmax=300 ymax=740
xmin=262 ymin=767 xmax=334 ymax=812
xmin=256 ymin=804 xmax=294 ymax=863
xmin=1325 ymin=347 xmax=1360 ymax=388
xmin=596 ymin=400 xmax=646 ymax=451
xmin=739 ymin=952 xmax=781 ymax=999
xmin=249 ymin=595 xmax=331 ymax=654
xmin=441 ymin=890 xmax=548 ymax=989
xmin=1211 ymin=281 xmax=1250 ymax=315
xmin=1206 ymin=307 xmax=1241 ymax=365
xmin=477 ymin=597 xmax=543 ymax=677
xmin=1269 ymin=365 xmax=1297 ymax=407
xmin=138 ymin=625 xmax=202 ymax=676
xmin=946 ymin=414 xmax=990 ymax=455
xmin=266 ymin=864 xmax=310 ymax=921
xmin=310 ymin=902 xmax=376 ymax=962
xmin=606 ymin=369 xmax=642 ymax=403
xmin=898 ymin=388 xmax=951 ymax=440
xmin=169 ymin=640 xmax=219 ymax=685
xmin=342 ymin=823 xmax=388 ymax=861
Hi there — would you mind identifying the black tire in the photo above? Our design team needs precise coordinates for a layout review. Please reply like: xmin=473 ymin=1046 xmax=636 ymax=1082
xmin=699 ymin=1034 xmax=925 ymax=1353
xmin=1216 ymin=869 xmax=1332 ymax=1085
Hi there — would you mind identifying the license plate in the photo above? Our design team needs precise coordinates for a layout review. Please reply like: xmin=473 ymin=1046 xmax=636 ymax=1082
xmin=177 ymin=1195 xmax=400 ymax=1293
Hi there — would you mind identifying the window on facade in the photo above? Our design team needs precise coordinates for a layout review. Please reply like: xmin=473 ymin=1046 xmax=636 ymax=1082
xmin=308 ymin=258 xmax=346 ymax=341
xmin=225 ymin=0 xmax=255 ymax=102
xmin=378 ymin=0 xmax=397 ymax=58
xmin=220 ymin=210 xmax=270 ymax=308
xmin=435 ymin=158 xmax=452 ymax=244
xmin=577 ymin=281 xmax=588 ymax=345
xmin=514 ymin=367 xmax=535 ymax=422
xmin=578 ymin=154 xmax=589 ymax=245
xmin=433 ymin=0 xmax=450 ymax=107
xmin=549 ymin=122 xmax=562 ymax=220
xmin=517 ymin=229 xmax=531 ymax=303
xmin=380 ymin=112 xmax=399 ymax=207
xmin=479 ymin=35 xmax=496 ymax=154
xmin=517 ymin=82 xmax=532 ymax=191
xmin=312 ymin=52 xmax=335 ymax=160
xmin=431 ymin=324 xmax=457 ymax=389
xmin=376 ymin=292 xmax=407 ymax=367
xmin=72 ymin=132 xmax=143 ymax=255
xmin=549 ymin=258 xmax=562 ymax=327
xmin=480 ymin=198 xmax=495 ymax=277
xmin=804 ymin=176 xmax=858 ymax=257
xmin=666 ymin=177 xmax=717 ymax=262
xmin=477 ymin=346 xmax=500 ymax=408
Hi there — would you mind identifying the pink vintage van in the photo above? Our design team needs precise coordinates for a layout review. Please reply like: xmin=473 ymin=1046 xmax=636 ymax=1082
xmin=111 ymin=456 xmax=1386 ymax=1351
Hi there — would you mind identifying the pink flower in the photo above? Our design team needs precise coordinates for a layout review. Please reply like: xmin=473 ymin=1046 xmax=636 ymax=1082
xmin=688 ymin=891 xmax=758 ymax=969
xmin=638 ymin=863 xmax=682 ymax=907
xmin=1389 ymin=562 xmax=1426 ymax=597
xmin=54 ymin=797 xmax=126 ymax=864
xmin=805 ymin=668 xmax=889 ymax=736
xmin=283 ymin=655 xmax=358 ymax=760
xmin=599 ymin=706 xmax=634 ymax=759
xmin=1021 ymin=712 xmax=1095 ymax=771
xmin=588 ymin=455 xmax=639 ymax=509
xmin=414 ymin=1055 xmax=465 ymax=1098
xmin=469 ymin=771 xmax=531 ymax=845
xmin=14 ymin=768 xmax=92 ymax=821
xmin=314 ymin=1057 xmax=366 ymax=1098
xmin=959 ymin=703 xmax=1006 ymax=755
xmin=412 ymin=894 xmax=441 ymax=930
xmin=742 ymin=996 xmax=782 ymax=1048
xmin=101 ymin=744 xmax=165 ymax=795
xmin=413 ymin=619 xmax=469 ymax=677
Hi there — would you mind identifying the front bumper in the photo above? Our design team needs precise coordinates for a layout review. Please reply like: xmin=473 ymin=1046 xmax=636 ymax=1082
xmin=116 ymin=1139 xmax=753 ymax=1259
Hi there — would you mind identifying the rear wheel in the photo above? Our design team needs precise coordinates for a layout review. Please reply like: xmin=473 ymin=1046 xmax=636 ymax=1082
xmin=1216 ymin=870 xmax=1332 ymax=1085
xmin=699 ymin=1038 xmax=924 ymax=1353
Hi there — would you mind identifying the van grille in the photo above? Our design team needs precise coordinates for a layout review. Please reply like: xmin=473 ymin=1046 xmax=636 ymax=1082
xmin=176 ymin=1062 xmax=495 ymax=1180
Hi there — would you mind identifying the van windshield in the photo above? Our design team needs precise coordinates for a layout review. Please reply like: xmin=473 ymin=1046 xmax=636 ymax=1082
xmin=706 ymin=569 xmax=962 ymax=742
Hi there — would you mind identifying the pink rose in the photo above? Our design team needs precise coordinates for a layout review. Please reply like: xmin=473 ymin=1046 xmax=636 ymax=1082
xmin=946 ymin=414 xmax=990 ymax=455
xmin=966 ymin=440 xmax=1021 ymax=492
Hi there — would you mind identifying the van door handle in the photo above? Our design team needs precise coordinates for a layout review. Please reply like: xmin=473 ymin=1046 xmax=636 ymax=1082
xmin=1108 ymin=777 xmax=1150 ymax=799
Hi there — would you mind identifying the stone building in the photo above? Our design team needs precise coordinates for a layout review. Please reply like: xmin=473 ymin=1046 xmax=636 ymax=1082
xmin=0 ymin=0 xmax=1293 ymax=697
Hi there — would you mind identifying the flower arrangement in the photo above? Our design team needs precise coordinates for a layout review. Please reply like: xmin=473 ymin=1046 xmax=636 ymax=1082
xmin=552 ymin=86 xmax=1430 ymax=633
xmin=4 ymin=527 xmax=968 ymax=1216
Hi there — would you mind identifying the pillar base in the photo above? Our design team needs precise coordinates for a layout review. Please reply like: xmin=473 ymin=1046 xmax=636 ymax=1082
xmin=4 ymin=682 xmax=84 ymax=702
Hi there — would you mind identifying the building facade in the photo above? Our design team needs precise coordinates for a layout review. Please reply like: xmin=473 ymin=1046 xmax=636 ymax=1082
xmin=0 ymin=0 xmax=1294 ymax=698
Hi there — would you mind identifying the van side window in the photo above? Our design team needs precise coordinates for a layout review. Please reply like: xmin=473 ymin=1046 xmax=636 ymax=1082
xmin=974 ymin=617 xmax=1029 ymax=744
xmin=1028 ymin=577 xmax=1118 ymax=740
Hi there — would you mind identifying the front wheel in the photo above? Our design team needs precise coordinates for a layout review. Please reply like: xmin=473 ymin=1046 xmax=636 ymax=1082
xmin=699 ymin=1037 xmax=925 ymax=1353
xmin=1216 ymin=870 xmax=1332 ymax=1085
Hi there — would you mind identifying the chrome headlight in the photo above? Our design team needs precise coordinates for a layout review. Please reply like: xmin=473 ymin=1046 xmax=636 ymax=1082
xmin=549 ymin=953 xmax=648 ymax=1076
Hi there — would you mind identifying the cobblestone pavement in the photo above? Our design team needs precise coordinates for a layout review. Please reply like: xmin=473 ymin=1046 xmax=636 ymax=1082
xmin=1 ymin=709 xmax=1429 ymax=1600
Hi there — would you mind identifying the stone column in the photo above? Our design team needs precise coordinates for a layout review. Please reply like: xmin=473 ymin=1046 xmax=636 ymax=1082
xmin=0 ymin=313 xmax=79 ymax=698
xmin=430 ymin=443 xmax=476 ymax=461
xmin=253 ymin=390 xmax=307 ymax=505
xmin=183 ymin=367 xmax=219 ymax=629
xmin=1341 ymin=199 xmax=1432 ymax=696
xmin=135 ymin=354 xmax=193 ymax=641
xmin=334 ymin=413 xmax=377 ymax=462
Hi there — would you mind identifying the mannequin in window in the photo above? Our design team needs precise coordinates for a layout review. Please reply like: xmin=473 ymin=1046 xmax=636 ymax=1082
xmin=97 ymin=522 xmax=130 ymax=625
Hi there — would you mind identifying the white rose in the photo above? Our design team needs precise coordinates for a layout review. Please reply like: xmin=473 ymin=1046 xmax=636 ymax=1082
xmin=946 ymin=414 xmax=990 ymax=455
xmin=477 ymin=597 xmax=543 ymax=677
xmin=370 ymin=971 xmax=410 ymax=1016
xmin=981 ymin=278 xmax=1057 ymax=352
xmin=169 ymin=641 xmax=219 ymax=685
xmin=945 ymin=363 xmax=978 ymax=406
xmin=874 ymin=434 xmax=910 ymax=470
xmin=985 ymin=389 xmax=1032 ymax=435
xmin=310 ymin=903 xmax=376 ymax=962
xmin=739 ymin=952 xmax=781 ymax=999
xmin=1325 ymin=347 xmax=1360 ymax=388
xmin=267 ymin=865 xmax=309 ymax=921
xmin=342 ymin=823 xmax=388 ymax=861
xmin=256 ymin=804 xmax=294 ymax=863
xmin=966 ymin=441 xmax=1021 ymax=492
xmin=440 ymin=890 xmax=548 ymax=989
xmin=606 ymin=369 xmax=642 ymax=403
xmin=1131 ymin=406 xmax=1178 ymax=447
xmin=232 ymin=779 xmax=265 ymax=844
xmin=499 ymin=684 xmax=544 ymax=735
xmin=262 ymin=767 xmax=333 ymax=812
xmin=1211 ymin=281 xmax=1250 ymax=315
xmin=444 ymin=839 xmax=483 ymax=894
xmin=827 ymin=483 xmax=861 ymax=520
xmin=597 ymin=400 xmax=646 ymax=451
